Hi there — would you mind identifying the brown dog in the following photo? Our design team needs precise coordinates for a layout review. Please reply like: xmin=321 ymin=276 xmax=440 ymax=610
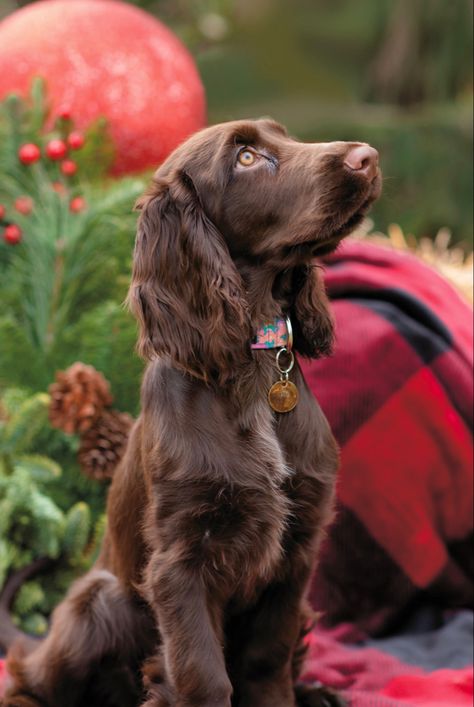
xmin=3 ymin=119 xmax=381 ymax=707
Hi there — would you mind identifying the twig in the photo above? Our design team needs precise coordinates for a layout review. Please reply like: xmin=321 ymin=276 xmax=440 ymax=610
xmin=0 ymin=556 xmax=53 ymax=651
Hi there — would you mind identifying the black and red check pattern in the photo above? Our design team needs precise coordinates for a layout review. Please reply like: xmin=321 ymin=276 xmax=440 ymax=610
xmin=300 ymin=240 xmax=473 ymax=633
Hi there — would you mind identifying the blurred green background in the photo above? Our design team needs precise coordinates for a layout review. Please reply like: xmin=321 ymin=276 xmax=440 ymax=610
xmin=0 ymin=0 xmax=472 ymax=245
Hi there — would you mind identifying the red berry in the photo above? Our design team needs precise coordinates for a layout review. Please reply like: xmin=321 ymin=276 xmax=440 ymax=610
xmin=0 ymin=204 xmax=5 ymax=220
xmin=58 ymin=106 xmax=72 ymax=120
xmin=52 ymin=181 xmax=67 ymax=195
xmin=4 ymin=224 xmax=22 ymax=245
xmin=67 ymin=131 xmax=85 ymax=150
xmin=61 ymin=159 xmax=77 ymax=176
xmin=14 ymin=196 xmax=34 ymax=215
xmin=70 ymin=196 xmax=86 ymax=213
xmin=18 ymin=143 xmax=41 ymax=165
xmin=46 ymin=139 xmax=67 ymax=161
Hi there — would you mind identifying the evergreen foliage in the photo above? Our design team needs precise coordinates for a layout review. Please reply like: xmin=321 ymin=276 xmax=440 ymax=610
xmin=0 ymin=80 xmax=145 ymax=412
xmin=0 ymin=387 xmax=106 ymax=635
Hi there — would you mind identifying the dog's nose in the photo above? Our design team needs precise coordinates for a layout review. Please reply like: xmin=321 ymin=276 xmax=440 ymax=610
xmin=344 ymin=144 xmax=379 ymax=180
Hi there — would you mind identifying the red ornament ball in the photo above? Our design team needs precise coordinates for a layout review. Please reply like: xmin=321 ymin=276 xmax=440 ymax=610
xmin=4 ymin=224 xmax=22 ymax=245
xmin=18 ymin=143 xmax=41 ymax=165
xmin=14 ymin=196 xmax=34 ymax=215
xmin=61 ymin=159 xmax=77 ymax=176
xmin=70 ymin=196 xmax=86 ymax=213
xmin=46 ymin=139 xmax=67 ymax=161
xmin=67 ymin=131 xmax=85 ymax=150
xmin=0 ymin=0 xmax=206 ymax=175
xmin=0 ymin=204 xmax=5 ymax=220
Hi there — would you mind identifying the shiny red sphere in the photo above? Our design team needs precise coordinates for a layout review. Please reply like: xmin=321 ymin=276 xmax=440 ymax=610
xmin=67 ymin=131 xmax=85 ymax=150
xmin=0 ymin=0 xmax=206 ymax=174
xmin=70 ymin=196 xmax=86 ymax=213
xmin=4 ymin=224 xmax=22 ymax=244
xmin=46 ymin=139 xmax=68 ymax=160
xmin=14 ymin=196 xmax=34 ymax=215
xmin=61 ymin=159 xmax=77 ymax=176
xmin=52 ymin=181 xmax=67 ymax=195
xmin=18 ymin=143 xmax=41 ymax=165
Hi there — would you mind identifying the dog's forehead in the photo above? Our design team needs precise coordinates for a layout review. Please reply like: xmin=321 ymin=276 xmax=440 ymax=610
xmin=186 ymin=118 xmax=290 ymax=152
xmin=157 ymin=119 xmax=292 ymax=178
xmin=209 ymin=118 xmax=289 ymax=144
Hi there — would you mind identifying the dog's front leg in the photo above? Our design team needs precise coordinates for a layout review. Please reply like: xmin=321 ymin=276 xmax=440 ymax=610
xmin=141 ymin=551 xmax=232 ymax=707
xmin=231 ymin=577 xmax=305 ymax=707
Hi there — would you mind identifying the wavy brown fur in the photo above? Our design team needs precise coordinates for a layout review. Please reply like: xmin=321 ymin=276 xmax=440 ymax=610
xmin=3 ymin=119 xmax=381 ymax=707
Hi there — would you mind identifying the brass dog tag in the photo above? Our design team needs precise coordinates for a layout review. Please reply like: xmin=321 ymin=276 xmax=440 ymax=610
xmin=268 ymin=380 xmax=298 ymax=413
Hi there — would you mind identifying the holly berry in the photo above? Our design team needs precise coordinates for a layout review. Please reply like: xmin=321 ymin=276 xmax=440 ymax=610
xmin=0 ymin=204 xmax=5 ymax=220
xmin=4 ymin=224 xmax=22 ymax=245
xmin=58 ymin=106 xmax=72 ymax=120
xmin=14 ymin=196 xmax=34 ymax=215
xmin=52 ymin=181 xmax=67 ymax=195
xmin=61 ymin=159 xmax=78 ymax=176
xmin=18 ymin=143 xmax=41 ymax=165
xmin=70 ymin=196 xmax=86 ymax=213
xmin=46 ymin=139 xmax=67 ymax=161
xmin=67 ymin=131 xmax=85 ymax=150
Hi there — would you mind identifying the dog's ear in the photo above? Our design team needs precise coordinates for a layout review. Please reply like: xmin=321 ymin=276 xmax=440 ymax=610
xmin=290 ymin=264 xmax=334 ymax=358
xmin=128 ymin=174 xmax=251 ymax=383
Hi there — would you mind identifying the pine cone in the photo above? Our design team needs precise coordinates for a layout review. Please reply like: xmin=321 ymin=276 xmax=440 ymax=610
xmin=78 ymin=410 xmax=133 ymax=481
xmin=49 ymin=363 xmax=113 ymax=434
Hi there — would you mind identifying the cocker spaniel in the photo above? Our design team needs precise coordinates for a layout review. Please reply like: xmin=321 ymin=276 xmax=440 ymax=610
xmin=3 ymin=118 xmax=381 ymax=707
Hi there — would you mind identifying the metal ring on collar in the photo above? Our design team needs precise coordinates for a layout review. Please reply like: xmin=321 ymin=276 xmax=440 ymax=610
xmin=284 ymin=315 xmax=293 ymax=351
xmin=276 ymin=347 xmax=295 ymax=375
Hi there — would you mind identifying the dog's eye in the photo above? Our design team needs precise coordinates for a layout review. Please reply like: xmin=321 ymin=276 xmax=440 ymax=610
xmin=237 ymin=148 xmax=257 ymax=167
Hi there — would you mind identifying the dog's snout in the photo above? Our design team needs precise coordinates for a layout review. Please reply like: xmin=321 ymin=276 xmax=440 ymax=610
xmin=344 ymin=144 xmax=379 ymax=180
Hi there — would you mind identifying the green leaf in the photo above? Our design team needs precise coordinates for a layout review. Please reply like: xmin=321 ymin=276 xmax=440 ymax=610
xmin=88 ymin=513 xmax=107 ymax=564
xmin=16 ymin=454 xmax=61 ymax=483
xmin=0 ymin=316 xmax=44 ymax=391
xmin=0 ymin=389 xmax=30 ymax=417
xmin=0 ymin=538 xmax=15 ymax=589
xmin=62 ymin=502 xmax=91 ymax=564
xmin=0 ymin=498 xmax=14 ymax=536
xmin=2 ymin=393 xmax=50 ymax=455
xmin=20 ymin=612 xmax=49 ymax=637
xmin=29 ymin=78 xmax=49 ymax=136
xmin=13 ymin=580 xmax=45 ymax=617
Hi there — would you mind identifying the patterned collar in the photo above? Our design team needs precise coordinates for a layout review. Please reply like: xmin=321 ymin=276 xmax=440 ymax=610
xmin=251 ymin=316 xmax=293 ymax=350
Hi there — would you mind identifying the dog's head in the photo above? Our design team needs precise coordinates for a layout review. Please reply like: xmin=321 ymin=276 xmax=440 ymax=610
xmin=129 ymin=119 xmax=382 ymax=382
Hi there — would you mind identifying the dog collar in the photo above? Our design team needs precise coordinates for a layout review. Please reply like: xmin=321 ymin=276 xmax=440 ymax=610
xmin=251 ymin=316 xmax=298 ymax=413
xmin=251 ymin=316 xmax=293 ymax=350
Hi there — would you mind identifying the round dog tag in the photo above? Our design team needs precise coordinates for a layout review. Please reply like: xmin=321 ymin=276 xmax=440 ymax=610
xmin=268 ymin=380 xmax=298 ymax=413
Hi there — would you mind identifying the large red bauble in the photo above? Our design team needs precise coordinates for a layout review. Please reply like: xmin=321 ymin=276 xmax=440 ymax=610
xmin=0 ymin=0 xmax=206 ymax=175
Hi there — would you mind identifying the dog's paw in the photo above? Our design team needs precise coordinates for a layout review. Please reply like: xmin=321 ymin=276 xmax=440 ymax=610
xmin=294 ymin=683 xmax=347 ymax=707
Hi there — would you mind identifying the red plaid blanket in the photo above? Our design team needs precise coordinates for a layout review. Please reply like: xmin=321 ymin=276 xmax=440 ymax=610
xmin=302 ymin=621 xmax=473 ymax=706
xmin=301 ymin=240 xmax=473 ymax=634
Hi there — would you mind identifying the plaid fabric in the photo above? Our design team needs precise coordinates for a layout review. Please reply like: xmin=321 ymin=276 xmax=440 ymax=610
xmin=300 ymin=240 xmax=473 ymax=634
xmin=302 ymin=622 xmax=473 ymax=706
